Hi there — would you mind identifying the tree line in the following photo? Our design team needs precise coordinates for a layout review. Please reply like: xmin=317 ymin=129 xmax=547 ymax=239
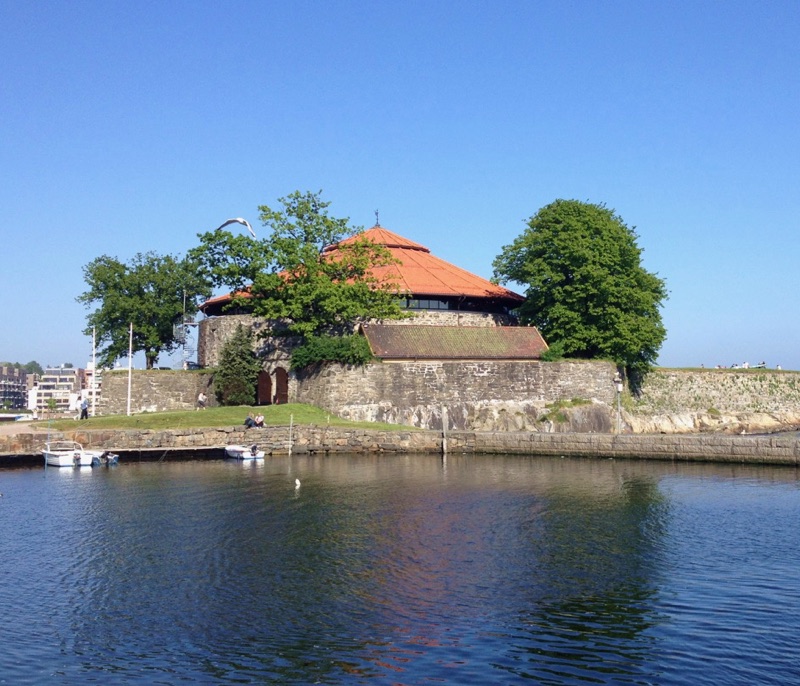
xmin=0 ymin=361 xmax=45 ymax=375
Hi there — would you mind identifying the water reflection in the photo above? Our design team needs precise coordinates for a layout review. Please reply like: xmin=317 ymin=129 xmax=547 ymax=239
xmin=0 ymin=456 xmax=798 ymax=684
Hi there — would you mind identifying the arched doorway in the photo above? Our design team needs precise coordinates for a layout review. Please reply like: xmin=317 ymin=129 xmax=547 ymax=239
xmin=274 ymin=367 xmax=289 ymax=405
xmin=256 ymin=370 xmax=272 ymax=405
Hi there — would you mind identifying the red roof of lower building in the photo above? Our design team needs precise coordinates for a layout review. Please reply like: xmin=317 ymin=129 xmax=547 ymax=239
xmin=361 ymin=324 xmax=548 ymax=360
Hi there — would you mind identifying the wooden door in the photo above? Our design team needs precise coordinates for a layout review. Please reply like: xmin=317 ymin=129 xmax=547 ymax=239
xmin=256 ymin=370 xmax=272 ymax=405
xmin=274 ymin=367 xmax=289 ymax=405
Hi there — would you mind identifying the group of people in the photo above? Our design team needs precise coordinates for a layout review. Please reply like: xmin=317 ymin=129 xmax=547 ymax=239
xmin=196 ymin=391 xmax=268 ymax=428
xmin=244 ymin=412 xmax=265 ymax=428
xmin=711 ymin=361 xmax=779 ymax=370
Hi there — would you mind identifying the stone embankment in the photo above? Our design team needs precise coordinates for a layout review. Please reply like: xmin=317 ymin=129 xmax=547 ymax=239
xmin=626 ymin=369 xmax=800 ymax=435
xmin=2 ymin=425 xmax=799 ymax=465
xmin=92 ymin=366 xmax=800 ymax=434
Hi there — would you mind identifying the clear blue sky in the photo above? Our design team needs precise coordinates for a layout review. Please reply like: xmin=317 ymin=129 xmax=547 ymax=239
xmin=3 ymin=1 xmax=799 ymax=370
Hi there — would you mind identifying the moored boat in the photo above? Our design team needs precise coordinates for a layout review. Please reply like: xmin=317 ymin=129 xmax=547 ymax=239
xmin=225 ymin=444 xmax=264 ymax=460
xmin=42 ymin=441 xmax=105 ymax=467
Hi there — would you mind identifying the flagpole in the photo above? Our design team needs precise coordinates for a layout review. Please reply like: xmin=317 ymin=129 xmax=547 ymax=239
xmin=91 ymin=326 xmax=97 ymax=417
xmin=126 ymin=322 xmax=133 ymax=416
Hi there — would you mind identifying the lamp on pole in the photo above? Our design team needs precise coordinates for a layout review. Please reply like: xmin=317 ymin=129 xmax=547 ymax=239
xmin=613 ymin=371 xmax=623 ymax=434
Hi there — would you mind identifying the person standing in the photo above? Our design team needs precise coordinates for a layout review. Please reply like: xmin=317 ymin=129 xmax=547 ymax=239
xmin=80 ymin=398 xmax=89 ymax=420
xmin=197 ymin=391 xmax=207 ymax=410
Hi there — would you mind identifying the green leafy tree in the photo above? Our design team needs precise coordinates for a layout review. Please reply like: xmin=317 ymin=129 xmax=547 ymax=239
xmin=77 ymin=252 xmax=211 ymax=369
xmin=493 ymin=199 xmax=667 ymax=380
xmin=190 ymin=190 xmax=406 ymax=338
xmin=25 ymin=361 xmax=44 ymax=375
xmin=214 ymin=324 xmax=263 ymax=405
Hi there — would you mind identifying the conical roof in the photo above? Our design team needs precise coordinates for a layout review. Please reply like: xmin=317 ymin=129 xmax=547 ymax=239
xmin=200 ymin=224 xmax=523 ymax=315
xmin=324 ymin=226 xmax=523 ymax=302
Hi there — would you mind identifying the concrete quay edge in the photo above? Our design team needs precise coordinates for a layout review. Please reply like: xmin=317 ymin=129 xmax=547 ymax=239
xmin=1 ymin=426 xmax=799 ymax=466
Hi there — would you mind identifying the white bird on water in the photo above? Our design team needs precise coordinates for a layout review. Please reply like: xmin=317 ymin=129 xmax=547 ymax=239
xmin=214 ymin=217 xmax=256 ymax=239
xmin=295 ymin=478 xmax=301 ymax=489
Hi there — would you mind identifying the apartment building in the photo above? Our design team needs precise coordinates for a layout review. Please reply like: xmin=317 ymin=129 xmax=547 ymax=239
xmin=0 ymin=366 xmax=28 ymax=409
xmin=35 ymin=366 xmax=84 ymax=413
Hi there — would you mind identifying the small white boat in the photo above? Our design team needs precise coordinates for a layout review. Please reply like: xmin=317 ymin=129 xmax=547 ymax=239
xmin=225 ymin=444 xmax=264 ymax=460
xmin=42 ymin=441 xmax=105 ymax=468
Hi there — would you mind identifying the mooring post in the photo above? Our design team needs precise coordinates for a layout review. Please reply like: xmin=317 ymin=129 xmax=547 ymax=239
xmin=442 ymin=406 xmax=448 ymax=456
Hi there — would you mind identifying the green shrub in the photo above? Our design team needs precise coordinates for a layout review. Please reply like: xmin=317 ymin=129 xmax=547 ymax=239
xmin=540 ymin=398 xmax=589 ymax=423
xmin=291 ymin=334 xmax=374 ymax=370
xmin=540 ymin=340 xmax=566 ymax=361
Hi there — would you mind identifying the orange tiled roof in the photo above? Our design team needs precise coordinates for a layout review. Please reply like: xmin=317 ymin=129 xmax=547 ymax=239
xmin=201 ymin=289 xmax=250 ymax=308
xmin=200 ymin=225 xmax=522 ymax=313
xmin=325 ymin=226 xmax=523 ymax=302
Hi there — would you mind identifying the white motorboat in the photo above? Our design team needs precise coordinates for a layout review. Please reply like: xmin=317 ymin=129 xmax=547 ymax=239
xmin=225 ymin=444 xmax=264 ymax=460
xmin=42 ymin=441 xmax=106 ymax=468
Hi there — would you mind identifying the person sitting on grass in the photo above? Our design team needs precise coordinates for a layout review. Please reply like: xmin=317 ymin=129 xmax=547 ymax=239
xmin=244 ymin=413 xmax=255 ymax=428
xmin=254 ymin=413 xmax=265 ymax=428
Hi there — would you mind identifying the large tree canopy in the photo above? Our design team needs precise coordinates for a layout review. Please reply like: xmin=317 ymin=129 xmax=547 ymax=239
xmin=190 ymin=190 xmax=406 ymax=338
xmin=77 ymin=252 xmax=211 ymax=369
xmin=492 ymin=199 xmax=667 ymax=378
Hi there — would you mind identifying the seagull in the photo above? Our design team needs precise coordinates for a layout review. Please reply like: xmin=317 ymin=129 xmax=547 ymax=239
xmin=214 ymin=217 xmax=256 ymax=239
xmin=295 ymin=478 xmax=301 ymax=489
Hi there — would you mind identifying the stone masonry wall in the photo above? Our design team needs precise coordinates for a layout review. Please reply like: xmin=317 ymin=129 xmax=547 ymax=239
xmin=91 ymin=364 xmax=800 ymax=434
xmin=199 ymin=314 xmax=296 ymax=369
xmin=294 ymin=360 xmax=617 ymax=431
xmin=97 ymin=370 xmax=215 ymax=415
xmin=4 ymin=426 xmax=799 ymax=465
xmin=626 ymin=369 xmax=800 ymax=434
xmin=633 ymin=369 xmax=800 ymax=414
xmin=198 ymin=311 xmax=513 ymax=367
xmin=377 ymin=311 xmax=516 ymax=326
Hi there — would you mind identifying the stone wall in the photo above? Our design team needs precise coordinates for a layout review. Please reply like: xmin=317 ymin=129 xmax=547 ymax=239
xmin=633 ymin=369 xmax=800 ymax=414
xmin=97 ymin=370 xmax=215 ymax=415
xmin=626 ymin=369 xmax=800 ymax=434
xmin=199 ymin=314 xmax=296 ymax=369
xmin=198 ymin=310 xmax=513 ymax=367
xmin=377 ymin=310 xmax=516 ymax=326
xmin=91 ymin=358 xmax=618 ymax=432
xmin=4 ymin=425 xmax=799 ymax=465
xmin=294 ymin=359 xmax=617 ymax=431
xmin=89 ymin=363 xmax=800 ymax=435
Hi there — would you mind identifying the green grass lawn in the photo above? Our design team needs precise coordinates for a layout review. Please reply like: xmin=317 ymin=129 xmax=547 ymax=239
xmin=47 ymin=403 xmax=409 ymax=432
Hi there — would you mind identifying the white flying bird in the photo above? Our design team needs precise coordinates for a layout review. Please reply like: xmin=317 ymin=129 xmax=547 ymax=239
xmin=215 ymin=217 xmax=256 ymax=238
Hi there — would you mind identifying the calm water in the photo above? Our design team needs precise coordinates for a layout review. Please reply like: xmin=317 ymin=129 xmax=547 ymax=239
xmin=1 ymin=454 xmax=799 ymax=685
